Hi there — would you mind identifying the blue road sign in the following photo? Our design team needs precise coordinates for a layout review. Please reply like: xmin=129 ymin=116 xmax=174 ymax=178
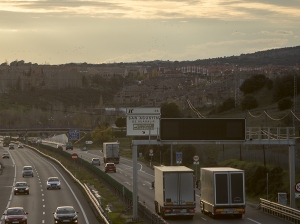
xmin=69 ymin=130 xmax=80 ymax=140
xmin=176 ymin=152 xmax=182 ymax=164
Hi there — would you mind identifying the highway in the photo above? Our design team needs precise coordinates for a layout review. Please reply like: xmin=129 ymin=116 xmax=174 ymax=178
xmin=56 ymin=145 xmax=292 ymax=224
xmin=1 ymin=141 xmax=293 ymax=224
xmin=0 ymin=143 xmax=99 ymax=224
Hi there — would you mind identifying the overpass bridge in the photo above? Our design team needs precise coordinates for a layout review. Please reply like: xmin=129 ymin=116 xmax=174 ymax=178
xmin=0 ymin=126 xmax=93 ymax=136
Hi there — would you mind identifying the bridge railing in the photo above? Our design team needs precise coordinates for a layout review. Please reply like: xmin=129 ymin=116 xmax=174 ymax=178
xmin=247 ymin=127 xmax=296 ymax=140
xmin=260 ymin=198 xmax=300 ymax=223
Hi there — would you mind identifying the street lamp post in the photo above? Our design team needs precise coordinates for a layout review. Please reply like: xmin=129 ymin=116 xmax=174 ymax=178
xmin=48 ymin=117 xmax=54 ymax=127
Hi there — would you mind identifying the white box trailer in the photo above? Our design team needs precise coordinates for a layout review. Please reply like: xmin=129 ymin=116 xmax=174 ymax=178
xmin=103 ymin=142 xmax=120 ymax=164
xmin=200 ymin=167 xmax=246 ymax=218
xmin=154 ymin=166 xmax=196 ymax=219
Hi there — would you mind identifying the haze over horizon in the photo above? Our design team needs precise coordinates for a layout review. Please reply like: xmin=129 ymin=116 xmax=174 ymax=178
xmin=1 ymin=0 xmax=300 ymax=65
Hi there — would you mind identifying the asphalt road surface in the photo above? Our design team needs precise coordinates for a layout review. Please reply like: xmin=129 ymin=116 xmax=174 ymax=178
xmin=0 ymin=143 xmax=100 ymax=224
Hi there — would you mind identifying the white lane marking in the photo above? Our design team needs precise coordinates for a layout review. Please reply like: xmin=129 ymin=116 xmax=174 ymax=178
xmin=247 ymin=218 xmax=262 ymax=224
xmin=201 ymin=217 xmax=207 ymax=220
xmin=32 ymin=152 xmax=90 ymax=224
xmin=0 ymin=150 xmax=17 ymax=224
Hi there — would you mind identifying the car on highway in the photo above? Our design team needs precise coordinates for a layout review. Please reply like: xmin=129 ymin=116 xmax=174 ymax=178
xmin=91 ymin=158 xmax=100 ymax=166
xmin=3 ymin=207 xmax=28 ymax=224
xmin=46 ymin=177 xmax=61 ymax=190
xmin=81 ymin=146 xmax=88 ymax=151
xmin=65 ymin=142 xmax=73 ymax=150
xmin=57 ymin=144 xmax=63 ymax=150
xmin=14 ymin=182 xmax=30 ymax=195
xmin=2 ymin=152 xmax=9 ymax=159
xmin=9 ymin=144 xmax=14 ymax=150
xmin=105 ymin=163 xmax=116 ymax=173
xmin=22 ymin=166 xmax=34 ymax=177
xmin=18 ymin=143 xmax=24 ymax=148
xmin=53 ymin=206 xmax=78 ymax=224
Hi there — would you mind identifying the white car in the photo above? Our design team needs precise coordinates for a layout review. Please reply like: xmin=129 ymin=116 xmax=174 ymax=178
xmin=46 ymin=177 xmax=61 ymax=190
xmin=18 ymin=144 xmax=24 ymax=148
xmin=91 ymin=158 xmax=100 ymax=166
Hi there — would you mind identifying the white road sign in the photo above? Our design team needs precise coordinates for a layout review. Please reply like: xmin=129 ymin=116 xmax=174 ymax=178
xmin=295 ymin=182 xmax=300 ymax=192
xmin=85 ymin=141 xmax=93 ymax=144
xmin=193 ymin=155 xmax=199 ymax=162
xmin=296 ymin=193 xmax=300 ymax=199
xmin=126 ymin=115 xmax=160 ymax=136
xmin=126 ymin=107 xmax=160 ymax=115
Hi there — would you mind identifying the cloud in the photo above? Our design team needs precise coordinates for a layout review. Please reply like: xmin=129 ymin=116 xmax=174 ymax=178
xmin=261 ymin=30 xmax=294 ymax=36
xmin=179 ymin=38 xmax=290 ymax=59
xmin=1 ymin=0 xmax=299 ymax=20
xmin=232 ymin=31 xmax=246 ymax=36
xmin=0 ymin=29 xmax=18 ymax=32
xmin=101 ymin=38 xmax=290 ymax=63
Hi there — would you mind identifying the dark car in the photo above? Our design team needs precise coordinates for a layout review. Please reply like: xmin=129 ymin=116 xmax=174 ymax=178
xmin=9 ymin=144 xmax=14 ymax=150
xmin=66 ymin=142 xmax=73 ymax=150
xmin=57 ymin=144 xmax=63 ymax=150
xmin=22 ymin=166 xmax=34 ymax=177
xmin=14 ymin=182 xmax=30 ymax=195
xmin=2 ymin=152 xmax=9 ymax=159
xmin=105 ymin=163 xmax=116 ymax=173
xmin=3 ymin=207 xmax=28 ymax=224
xmin=53 ymin=206 xmax=78 ymax=224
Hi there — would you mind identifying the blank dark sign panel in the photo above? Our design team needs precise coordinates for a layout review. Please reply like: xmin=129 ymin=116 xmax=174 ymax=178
xmin=160 ymin=118 xmax=246 ymax=141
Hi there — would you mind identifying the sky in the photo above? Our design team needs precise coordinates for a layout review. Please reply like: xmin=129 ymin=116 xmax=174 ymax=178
xmin=0 ymin=0 xmax=300 ymax=65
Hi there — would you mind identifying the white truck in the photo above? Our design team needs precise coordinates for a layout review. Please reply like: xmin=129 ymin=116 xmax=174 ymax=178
xmin=200 ymin=167 xmax=246 ymax=219
xmin=103 ymin=142 xmax=120 ymax=164
xmin=154 ymin=166 xmax=196 ymax=219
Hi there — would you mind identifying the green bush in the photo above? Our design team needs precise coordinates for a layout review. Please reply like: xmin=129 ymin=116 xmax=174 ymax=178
xmin=241 ymin=95 xmax=258 ymax=110
xmin=278 ymin=98 xmax=293 ymax=111
xmin=217 ymin=97 xmax=235 ymax=113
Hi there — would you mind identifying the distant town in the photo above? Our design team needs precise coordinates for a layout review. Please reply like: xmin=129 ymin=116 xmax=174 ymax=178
xmin=0 ymin=46 xmax=299 ymax=110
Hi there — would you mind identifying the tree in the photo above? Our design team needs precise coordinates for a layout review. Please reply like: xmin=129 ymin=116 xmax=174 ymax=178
xmin=217 ymin=97 xmax=235 ymax=113
xmin=91 ymin=123 xmax=114 ymax=143
xmin=161 ymin=102 xmax=183 ymax=118
xmin=241 ymin=95 xmax=258 ymax=110
xmin=273 ymin=74 xmax=300 ymax=102
xmin=278 ymin=98 xmax=293 ymax=111
xmin=239 ymin=74 xmax=269 ymax=95
xmin=115 ymin=117 xmax=126 ymax=131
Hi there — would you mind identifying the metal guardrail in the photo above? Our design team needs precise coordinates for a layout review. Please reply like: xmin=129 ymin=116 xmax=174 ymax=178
xmin=260 ymin=198 xmax=300 ymax=223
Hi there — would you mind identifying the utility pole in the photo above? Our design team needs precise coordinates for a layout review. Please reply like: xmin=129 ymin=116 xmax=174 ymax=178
xmin=234 ymin=65 xmax=240 ymax=108
xmin=293 ymin=72 xmax=297 ymax=129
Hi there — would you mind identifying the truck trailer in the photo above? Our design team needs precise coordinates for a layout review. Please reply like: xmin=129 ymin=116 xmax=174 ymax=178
xmin=200 ymin=167 xmax=246 ymax=218
xmin=154 ymin=166 xmax=196 ymax=219
xmin=103 ymin=142 xmax=120 ymax=164
xmin=3 ymin=136 xmax=11 ymax=147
